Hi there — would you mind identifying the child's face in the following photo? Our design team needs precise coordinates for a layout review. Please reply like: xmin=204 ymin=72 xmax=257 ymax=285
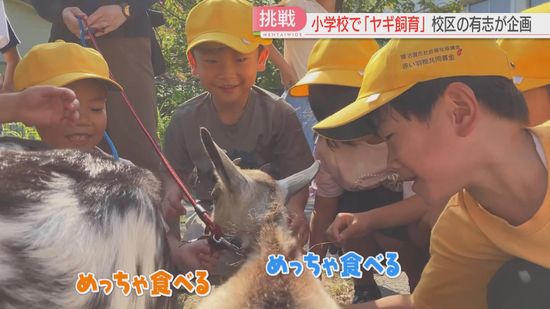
xmin=376 ymin=94 xmax=466 ymax=207
xmin=189 ymin=45 xmax=268 ymax=106
xmin=523 ymin=86 xmax=550 ymax=126
xmin=37 ymin=79 xmax=107 ymax=150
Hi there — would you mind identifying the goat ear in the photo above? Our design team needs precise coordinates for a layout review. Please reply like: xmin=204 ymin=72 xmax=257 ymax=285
xmin=277 ymin=161 xmax=320 ymax=203
xmin=200 ymin=128 xmax=247 ymax=190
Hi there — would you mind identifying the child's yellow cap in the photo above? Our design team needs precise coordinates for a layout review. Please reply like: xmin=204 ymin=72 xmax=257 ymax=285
xmin=498 ymin=39 xmax=550 ymax=92
xmin=14 ymin=41 xmax=122 ymax=92
xmin=289 ymin=39 xmax=380 ymax=97
xmin=185 ymin=0 xmax=271 ymax=54
xmin=313 ymin=39 xmax=514 ymax=136
xmin=498 ymin=3 xmax=550 ymax=92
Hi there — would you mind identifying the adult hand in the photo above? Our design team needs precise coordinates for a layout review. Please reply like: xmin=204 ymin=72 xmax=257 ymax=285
xmin=87 ymin=5 xmax=127 ymax=37
xmin=62 ymin=7 xmax=88 ymax=38
xmin=13 ymin=86 xmax=80 ymax=126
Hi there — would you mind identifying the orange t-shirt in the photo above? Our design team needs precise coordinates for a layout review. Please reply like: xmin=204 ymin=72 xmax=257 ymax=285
xmin=412 ymin=125 xmax=550 ymax=309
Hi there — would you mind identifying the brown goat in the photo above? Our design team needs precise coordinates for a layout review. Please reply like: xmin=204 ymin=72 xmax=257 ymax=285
xmin=196 ymin=129 xmax=339 ymax=309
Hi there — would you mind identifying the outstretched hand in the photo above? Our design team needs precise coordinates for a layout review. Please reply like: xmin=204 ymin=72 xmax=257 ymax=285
xmin=168 ymin=236 xmax=222 ymax=271
xmin=8 ymin=86 xmax=80 ymax=126
xmin=326 ymin=212 xmax=368 ymax=246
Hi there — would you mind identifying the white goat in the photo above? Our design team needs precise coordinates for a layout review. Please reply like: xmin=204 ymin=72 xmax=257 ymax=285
xmin=0 ymin=137 xmax=176 ymax=309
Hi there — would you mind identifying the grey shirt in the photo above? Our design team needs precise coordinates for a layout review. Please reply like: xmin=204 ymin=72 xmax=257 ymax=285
xmin=163 ymin=86 xmax=314 ymax=201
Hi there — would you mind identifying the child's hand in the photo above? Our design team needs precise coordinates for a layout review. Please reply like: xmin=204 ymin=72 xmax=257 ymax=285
xmin=62 ymin=7 xmax=88 ymax=38
xmin=14 ymin=86 xmax=80 ymax=126
xmin=168 ymin=236 xmax=221 ymax=271
xmin=87 ymin=5 xmax=127 ymax=37
xmin=161 ymin=179 xmax=188 ymax=220
xmin=288 ymin=208 xmax=310 ymax=247
xmin=326 ymin=212 xmax=365 ymax=245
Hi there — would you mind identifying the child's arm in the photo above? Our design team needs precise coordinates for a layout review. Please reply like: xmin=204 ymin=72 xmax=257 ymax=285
xmin=357 ymin=195 xmax=428 ymax=232
xmin=0 ymin=86 xmax=79 ymax=125
xmin=161 ymin=173 xmax=190 ymax=239
xmin=287 ymin=187 xmax=310 ymax=246
xmin=1 ymin=46 xmax=19 ymax=92
xmin=343 ymin=295 xmax=414 ymax=309
xmin=271 ymin=101 xmax=315 ymax=246
xmin=309 ymin=195 xmax=338 ymax=257
xmin=327 ymin=195 xmax=429 ymax=243
xmin=267 ymin=44 xmax=298 ymax=88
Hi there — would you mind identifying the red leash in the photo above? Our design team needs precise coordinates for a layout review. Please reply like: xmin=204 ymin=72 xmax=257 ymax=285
xmin=81 ymin=18 xmax=239 ymax=252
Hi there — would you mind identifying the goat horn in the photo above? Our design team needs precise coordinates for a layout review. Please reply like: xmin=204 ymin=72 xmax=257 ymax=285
xmin=277 ymin=161 xmax=320 ymax=202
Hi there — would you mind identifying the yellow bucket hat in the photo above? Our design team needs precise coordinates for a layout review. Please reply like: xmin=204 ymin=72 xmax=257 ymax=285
xmin=498 ymin=3 xmax=550 ymax=92
xmin=313 ymin=39 xmax=514 ymax=139
xmin=14 ymin=40 xmax=122 ymax=92
xmin=185 ymin=0 xmax=272 ymax=54
xmin=289 ymin=39 xmax=380 ymax=97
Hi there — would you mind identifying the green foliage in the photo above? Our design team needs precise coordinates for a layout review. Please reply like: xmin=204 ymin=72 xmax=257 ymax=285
xmin=152 ymin=0 xmax=463 ymax=141
xmin=1 ymin=123 xmax=40 ymax=140
xmin=0 ymin=0 xmax=465 ymax=143
xmin=343 ymin=0 xmax=462 ymax=13
xmin=417 ymin=0 xmax=463 ymax=13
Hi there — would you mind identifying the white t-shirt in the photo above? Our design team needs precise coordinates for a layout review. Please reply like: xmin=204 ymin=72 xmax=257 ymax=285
xmin=0 ymin=1 xmax=9 ymax=49
xmin=283 ymin=0 xmax=328 ymax=78
xmin=313 ymin=136 xmax=413 ymax=198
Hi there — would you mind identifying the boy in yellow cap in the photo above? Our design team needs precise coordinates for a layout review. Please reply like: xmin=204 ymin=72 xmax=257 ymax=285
xmin=319 ymin=39 xmax=550 ymax=309
xmin=12 ymin=40 xmax=220 ymax=272
xmin=14 ymin=41 xmax=122 ymax=150
xmin=291 ymin=38 xmax=429 ymax=302
xmin=162 ymin=0 xmax=313 ymax=274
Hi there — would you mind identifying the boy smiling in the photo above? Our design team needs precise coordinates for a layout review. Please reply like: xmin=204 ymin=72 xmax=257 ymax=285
xmin=318 ymin=39 xmax=549 ymax=308
xmin=163 ymin=0 xmax=313 ymax=274
xmin=14 ymin=41 xmax=121 ymax=151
